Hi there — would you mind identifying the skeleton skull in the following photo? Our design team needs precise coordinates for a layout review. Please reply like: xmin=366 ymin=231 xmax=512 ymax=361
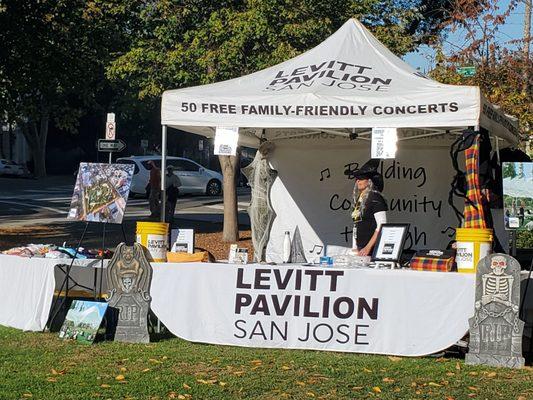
xmin=490 ymin=255 xmax=507 ymax=275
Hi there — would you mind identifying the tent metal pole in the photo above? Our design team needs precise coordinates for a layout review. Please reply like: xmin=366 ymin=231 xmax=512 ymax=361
xmin=494 ymin=135 xmax=501 ymax=164
xmin=160 ymin=125 xmax=167 ymax=223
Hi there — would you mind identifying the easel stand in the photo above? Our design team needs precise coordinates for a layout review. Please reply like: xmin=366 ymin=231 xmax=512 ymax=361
xmin=44 ymin=221 xmax=127 ymax=332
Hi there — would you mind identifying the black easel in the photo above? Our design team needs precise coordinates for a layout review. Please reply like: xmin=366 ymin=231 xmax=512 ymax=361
xmin=44 ymin=221 xmax=128 ymax=332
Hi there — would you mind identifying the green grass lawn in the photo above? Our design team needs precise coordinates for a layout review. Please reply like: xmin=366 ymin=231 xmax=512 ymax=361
xmin=0 ymin=326 xmax=531 ymax=400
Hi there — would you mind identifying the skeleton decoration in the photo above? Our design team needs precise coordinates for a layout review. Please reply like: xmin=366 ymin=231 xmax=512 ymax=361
xmin=107 ymin=243 xmax=152 ymax=343
xmin=242 ymin=141 xmax=277 ymax=262
xmin=466 ymin=253 xmax=524 ymax=368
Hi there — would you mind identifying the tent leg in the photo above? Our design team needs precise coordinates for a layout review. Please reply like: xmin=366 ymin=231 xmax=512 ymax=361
xmin=160 ymin=125 xmax=167 ymax=223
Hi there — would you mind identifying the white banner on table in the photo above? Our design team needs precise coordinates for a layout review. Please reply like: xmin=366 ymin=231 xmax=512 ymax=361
xmin=151 ymin=263 xmax=475 ymax=356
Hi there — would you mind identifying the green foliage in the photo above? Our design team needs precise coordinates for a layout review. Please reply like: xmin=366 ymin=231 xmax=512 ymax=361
xmin=0 ymin=0 xmax=139 ymax=130
xmin=106 ymin=0 xmax=455 ymax=105
xmin=503 ymin=162 xmax=517 ymax=179
xmin=517 ymin=230 xmax=533 ymax=249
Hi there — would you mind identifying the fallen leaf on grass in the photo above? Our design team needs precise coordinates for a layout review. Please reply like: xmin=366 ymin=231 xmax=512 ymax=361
xmin=517 ymin=396 xmax=527 ymax=400
xmin=149 ymin=359 xmax=162 ymax=364
xmin=22 ymin=394 xmax=32 ymax=398
xmin=468 ymin=386 xmax=479 ymax=391
xmin=296 ymin=381 xmax=306 ymax=386
xmin=352 ymin=387 xmax=363 ymax=391
xmin=115 ymin=375 xmax=125 ymax=381
xmin=363 ymin=368 xmax=372 ymax=373
xmin=162 ymin=356 xmax=168 ymax=360
xmin=468 ymin=394 xmax=476 ymax=398
xmin=233 ymin=371 xmax=245 ymax=376
xmin=455 ymin=362 xmax=461 ymax=370
xmin=306 ymin=392 xmax=315 ymax=397
xmin=251 ymin=359 xmax=262 ymax=365
xmin=282 ymin=365 xmax=291 ymax=370
xmin=100 ymin=384 xmax=110 ymax=388
xmin=446 ymin=372 xmax=455 ymax=376
xmin=142 ymin=368 xmax=151 ymax=373
xmin=182 ymin=383 xmax=191 ymax=390
xmin=167 ymin=392 xmax=177 ymax=399
xmin=219 ymin=381 xmax=227 ymax=387
xmin=177 ymin=396 xmax=186 ymax=400
xmin=120 ymin=367 xmax=127 ymax=372
xmin=428 ymin=382 xmax=442 ymax=387
xmin=196 ymin=379 xmax=217 ymax=385
xmin=382 ymin=377 xmax=395 ymax=383
xmin=372 ymin=386 xmax=382 ymax=393
xmin=387 ymin=356 xmax=402 ymax=362
xmin=486 ymin=372 xmax=497 ymax=378
xmin=445 ymin=397 xmax=455 ymax=400
xmin=46 ymin=377 xmax=57 ymax=382
xmin=468 ymin=372 xmax=478 ymax=376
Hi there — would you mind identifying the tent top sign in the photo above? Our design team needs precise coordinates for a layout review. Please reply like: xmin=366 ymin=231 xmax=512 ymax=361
xmin=162 ymin=19 xmax=519 ymax=146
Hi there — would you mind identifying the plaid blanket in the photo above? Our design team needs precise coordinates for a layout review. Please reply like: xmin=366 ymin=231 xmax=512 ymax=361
xmin=463 ymin=135 xmax=487 ymax=229
xmin=410 ymin=256 xmax=454 ymax=272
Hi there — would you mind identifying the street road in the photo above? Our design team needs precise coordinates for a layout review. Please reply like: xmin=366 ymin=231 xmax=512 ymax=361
xmin=0 ymin=175 xmax=251 ymax=228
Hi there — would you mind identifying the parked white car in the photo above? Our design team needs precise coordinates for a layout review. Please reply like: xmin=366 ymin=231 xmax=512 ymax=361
xmin=0 ymin=159 xmax=25 ymax=176
xmin=116 ymin=156 xmax=223 ymax=197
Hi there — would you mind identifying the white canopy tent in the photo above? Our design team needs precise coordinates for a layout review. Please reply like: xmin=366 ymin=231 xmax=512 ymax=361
xmin=161 ymin=18 xmax=519 ymax=147
xmin=160 ymin=18 xmax=519 ymax=259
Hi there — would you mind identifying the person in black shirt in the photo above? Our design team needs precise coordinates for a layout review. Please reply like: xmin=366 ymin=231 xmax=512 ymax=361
xmin=351 ymin=160 xmax=388 ymax=256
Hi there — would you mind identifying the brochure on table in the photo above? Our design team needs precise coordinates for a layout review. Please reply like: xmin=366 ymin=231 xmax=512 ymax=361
xmin=171 ymin=229 xmax=195 ymax=253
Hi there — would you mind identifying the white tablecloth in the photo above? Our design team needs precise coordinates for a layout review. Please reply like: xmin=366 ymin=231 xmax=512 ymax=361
xmin=150 ymin=263 xmax=476 ymax=356
xmin=2 ymin=254 xmax=530 ymax=356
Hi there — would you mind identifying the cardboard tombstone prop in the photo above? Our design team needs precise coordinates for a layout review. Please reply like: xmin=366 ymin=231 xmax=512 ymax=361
xmin=466 ymin=253 xmax=525 ymax=368
xmin=107 ymin=243 xmax=152 ymax=343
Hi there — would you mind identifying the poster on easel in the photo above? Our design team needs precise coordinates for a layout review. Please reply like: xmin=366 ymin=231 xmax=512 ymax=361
xmin=502 ymin=162 xmax=533 ymax=230
xmin=68 ymin=163 xmax=134 ymax=224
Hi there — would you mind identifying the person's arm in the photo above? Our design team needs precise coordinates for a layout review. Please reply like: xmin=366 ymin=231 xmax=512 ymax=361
xmin=358 ymin=211 xmax=387 ymax=256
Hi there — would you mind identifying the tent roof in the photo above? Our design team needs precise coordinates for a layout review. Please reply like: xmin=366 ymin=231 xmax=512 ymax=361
xmin=161 ymin=18 xmax=519 ymax=147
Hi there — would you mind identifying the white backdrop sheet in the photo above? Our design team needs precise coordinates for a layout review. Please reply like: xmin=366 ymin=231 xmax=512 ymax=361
xmin=151 ymin=263 xmax=475 ymax=356
xmin=266 ymin=136 xmax=465 ymax=263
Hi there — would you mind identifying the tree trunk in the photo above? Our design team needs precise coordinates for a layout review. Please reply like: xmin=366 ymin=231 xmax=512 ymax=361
xmin=219 ymin=153 xmax=240 ymax=242
xmin=20 ymin=112 xmax=49 ymax=178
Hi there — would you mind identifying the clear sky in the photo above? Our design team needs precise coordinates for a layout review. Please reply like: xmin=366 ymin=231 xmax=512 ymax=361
xmin=403 ymin=0 xmax=528 ymax=72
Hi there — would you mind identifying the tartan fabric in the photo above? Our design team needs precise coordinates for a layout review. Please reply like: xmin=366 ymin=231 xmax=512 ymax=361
xmin=410 ymin=256 xmax=454 ymax=272
xmin=463 ymin=135 xmax=487 ymax=229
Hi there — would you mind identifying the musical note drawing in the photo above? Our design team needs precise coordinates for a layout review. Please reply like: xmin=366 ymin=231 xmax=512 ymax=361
xmin=319 ymin=168 xmax=331 ymax=181
xmin=343 ymin=162 xmax=359 ymax=179
xmin=441 ymin=226 xmax=456 ymax=238
xmin=308 ymin=244 xmax=324 ymax=254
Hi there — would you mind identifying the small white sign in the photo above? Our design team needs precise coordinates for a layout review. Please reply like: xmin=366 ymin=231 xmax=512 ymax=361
xmin=106 ymin=113 xmax=115 ymax=123
xmin=371 ymin=127 xmax=397 ymax=159
xmin=456 ymin=242 xmax=474 ymax=270
xmin=170 ymin=228 xmax=195 ymax=254
xmin=105 ymin=122 xmax=116 ymax=140
xmin=214 ymin=127 xmax=239 ymax=156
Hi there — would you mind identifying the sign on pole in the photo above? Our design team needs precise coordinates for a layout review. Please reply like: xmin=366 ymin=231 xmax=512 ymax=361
xmin=457 ymin=66 xmax=476 ymax=77
xmin=371 ymin=127 xmax=397 ymax=159
xmin=98 ymin=139 xmax=126 ymax=153
xmin=106 ymin=113 xmax=116 ymax=140
xmin=214 ymin=127 xmax=239 ymax=156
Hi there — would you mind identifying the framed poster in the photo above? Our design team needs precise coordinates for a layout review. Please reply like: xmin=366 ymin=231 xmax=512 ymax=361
xmin=58 ymin=300 xmax=108 ymax=344
xmin=372 ymin=223 xmax=410 ymax=262
xmin=68 ymin=163 xmax=134 ymax=224
xmin=170 ymin=228 xmax=195 ymax=253
xmin=502 ymin=162 xmax=533 ymax=230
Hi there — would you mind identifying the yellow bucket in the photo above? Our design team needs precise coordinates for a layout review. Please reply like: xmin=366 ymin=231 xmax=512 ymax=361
xmin=455 ymin=228 xmax=493 ymax=273
xmin=136 ymin=221 xmax=169 ymax=262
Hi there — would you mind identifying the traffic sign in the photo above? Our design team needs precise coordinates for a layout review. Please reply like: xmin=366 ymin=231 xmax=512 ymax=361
xmin=105 ymin=121 xmax=116 ymax=140
xmin=457 ymin=66 xmax=476 ymax=77
xmin=98 ymin=139 xmax=126 ymax=152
